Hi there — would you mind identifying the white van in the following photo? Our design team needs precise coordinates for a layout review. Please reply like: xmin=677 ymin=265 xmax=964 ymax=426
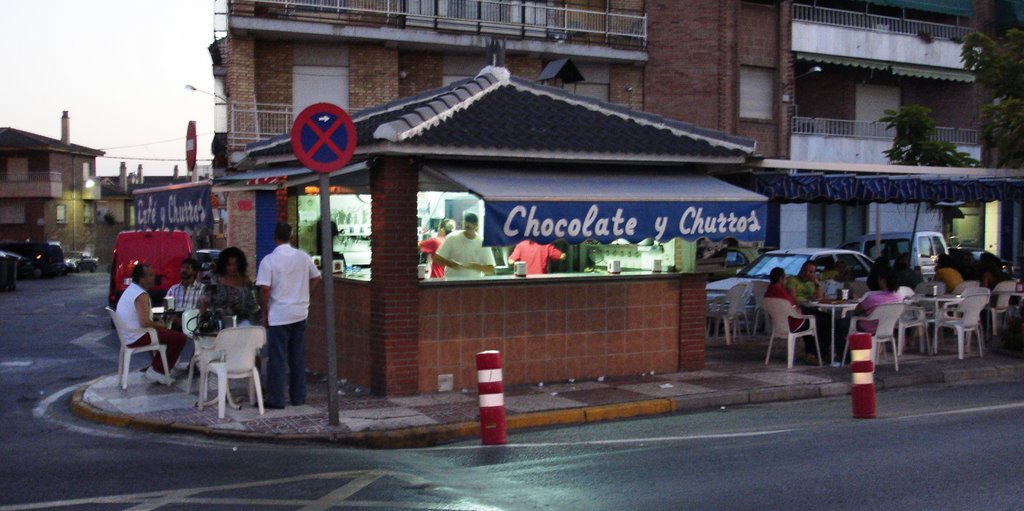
xmin=839 ymin=231 xmax=948 ymax=277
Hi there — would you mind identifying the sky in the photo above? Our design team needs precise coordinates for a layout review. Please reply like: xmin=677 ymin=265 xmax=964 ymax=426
xmin=1 ymin=0 xmax=217 ymax=176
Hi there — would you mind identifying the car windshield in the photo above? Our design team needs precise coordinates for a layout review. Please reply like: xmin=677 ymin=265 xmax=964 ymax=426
xmin=737 ymin=253 xmax=811 ymax=279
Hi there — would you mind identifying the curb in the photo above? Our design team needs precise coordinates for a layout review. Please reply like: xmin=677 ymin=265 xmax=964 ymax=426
xmin=68 ymin=364 xmax=1024 ymax=449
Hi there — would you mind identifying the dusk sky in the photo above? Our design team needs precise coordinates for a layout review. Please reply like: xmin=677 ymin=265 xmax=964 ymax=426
xmin=1 ymin=0 xmax=217 ymax=176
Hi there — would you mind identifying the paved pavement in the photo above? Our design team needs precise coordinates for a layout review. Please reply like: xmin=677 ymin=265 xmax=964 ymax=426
xmin=72 ymin=336 xmax=1024 ymax=448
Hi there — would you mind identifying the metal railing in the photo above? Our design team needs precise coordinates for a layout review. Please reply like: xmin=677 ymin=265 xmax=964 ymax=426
xmin=792 ymin=117 xmax=979 ymax=145
xmin=228 ymin=102 xmax=293 ymax=148
xmin=247 ymin=0 xmax=647 ymax=47
xmin=0 ymin=171 xmax=61 ymax=183
xmin=792 ymin=4 xmax=973 ymax=41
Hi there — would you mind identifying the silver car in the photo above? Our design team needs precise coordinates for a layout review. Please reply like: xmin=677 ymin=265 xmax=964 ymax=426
xmin=706 ymin=248 xmax=874 ymax=295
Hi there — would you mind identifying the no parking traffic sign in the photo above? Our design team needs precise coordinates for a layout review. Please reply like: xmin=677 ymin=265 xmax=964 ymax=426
xmin=290 ymin=103 xmax=357 ymax=174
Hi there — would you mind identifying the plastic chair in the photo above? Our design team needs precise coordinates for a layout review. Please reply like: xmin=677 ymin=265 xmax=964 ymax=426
xmin=747 ymin=280 xmax=770 ymax=334
xmin=707 ymin=282 xmax=749 ymax=345
xmin=951 ymin=280 xmax=980 ymax=295
xmin=935 ymin=287 xmax=990 ymax=359
xmin=988 ymin=280 xmax=1017 ymax=337
xmin=915 ymin=281 xmax=946 ymax=295
xmin=106 ymin=306 xmax=170 ymax=389
xmin=763 ymin=297 xmax=821 ymax=369
xmin=844 ymin=302 xmax=904 ymax=371
xmin=197 ymin=326 xmax=266 ymax=419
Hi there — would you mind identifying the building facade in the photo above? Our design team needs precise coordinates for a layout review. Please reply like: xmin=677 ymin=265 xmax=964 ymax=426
xmin=0 ymin=112 xmax=104 ymax=255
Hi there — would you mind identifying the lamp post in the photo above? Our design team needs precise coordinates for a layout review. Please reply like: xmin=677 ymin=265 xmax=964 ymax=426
xmin=185 ymin=84 xmax=226 ymax=102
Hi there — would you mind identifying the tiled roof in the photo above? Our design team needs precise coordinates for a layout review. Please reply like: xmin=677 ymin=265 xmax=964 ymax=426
xmin=0 ymin=127 xmax=104 ymax=156
xmin=244 ymin=70 xmax=755 ymax=163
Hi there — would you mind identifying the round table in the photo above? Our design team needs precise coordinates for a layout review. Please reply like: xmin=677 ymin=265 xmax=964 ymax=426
xmin=806 ymin=300 xmax=859 ymax=367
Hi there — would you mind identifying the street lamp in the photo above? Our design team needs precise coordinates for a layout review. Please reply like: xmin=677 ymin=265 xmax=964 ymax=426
xmin=795 ymin=65 xmax=823 ymax=80
xmin=185 ymin=84 xmax=227 ymax=102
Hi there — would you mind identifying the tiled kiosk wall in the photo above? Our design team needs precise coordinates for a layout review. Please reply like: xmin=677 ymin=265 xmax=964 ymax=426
xmin=307 ymin=274 xmax=708 ymax=395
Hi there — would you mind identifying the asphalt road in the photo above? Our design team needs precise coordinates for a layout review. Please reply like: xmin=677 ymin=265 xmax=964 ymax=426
xmin=2 ymin=273 xmax=1023 ymax=510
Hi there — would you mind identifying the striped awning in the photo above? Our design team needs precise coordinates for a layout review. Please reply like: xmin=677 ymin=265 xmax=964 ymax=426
xmin=753 ymin=172 xmax=1024 ymax=204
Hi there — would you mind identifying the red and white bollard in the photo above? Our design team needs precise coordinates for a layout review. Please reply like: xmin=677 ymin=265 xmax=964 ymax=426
xmin=476 ymin=350 xmax=507 ymax=445
xmin=848 ymin=332 xmax=876 ymax=419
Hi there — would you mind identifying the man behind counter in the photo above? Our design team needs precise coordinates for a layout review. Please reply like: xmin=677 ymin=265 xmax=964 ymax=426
xmin=508 ymin=239 xmax=566 ymax=275
xmin=434 ymin=212 xmax=496 ymax=279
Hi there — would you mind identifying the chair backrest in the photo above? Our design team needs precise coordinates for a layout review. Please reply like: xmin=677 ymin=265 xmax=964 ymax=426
xmin=750 ymin=280 xmax=769 ymax=308
xmin=212 ymin=326 xmax=267 ymax=374
xmin=957 ymin=293 xmax=991 ymax=327
xmin=107 ymin=306 xmax=140 ymax=347
xmin=181 ymin=308 xmax=200 ymax=337
xmin=952 ymin=280 xmax=980 ymax=295
xmin=725 ymin=282 xmax=749 ymax=314
xmin=864 ymin=302 xmax=904 ymax=338
xmin=915 ymin=281 xmax=945 ymax=295
xmin=961 ymin=286 xmax=991 ymax=298
xmin=896 ymin=286 xmax=915 ymax=300
xmin=992 ymin=280 xmax=1017 ymax=308
xmin=763 ymin=298 xmax=797 ymax=338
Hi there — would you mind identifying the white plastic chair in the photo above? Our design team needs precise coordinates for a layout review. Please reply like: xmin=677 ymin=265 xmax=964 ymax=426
xmin=935 ymin=287 xmax=990 ymax=359
xmin=747 ymin=280 xmax=770 ymax=334
xmin=707 ymin=283 xmax=749 ymax=345
xmin=763 ymin=297 xmax=821 ymax=369
xmin=952 ymin=280 xmax=980 ymax=295
xmin=844 ymin=302 xmax=904 ymax=371
xmin=197 ymin=326 xmax=266 ymax=419
xmin=915 ymin=281 xmax=946 ymax=296
xmin=988 ymin=280 xmax=1017 ymax=337
xmin=107 ymin=306 xmax=170 ymax=389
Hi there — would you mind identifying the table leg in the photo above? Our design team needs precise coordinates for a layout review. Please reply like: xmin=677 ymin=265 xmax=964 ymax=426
xmin=830 ymin=308 xmax=838 ymax=366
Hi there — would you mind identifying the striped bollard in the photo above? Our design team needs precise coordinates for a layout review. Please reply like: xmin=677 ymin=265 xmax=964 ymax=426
xmin=848 ymin=332 xmax=876 ymax=419
xmin=476 ymin=350 xmax=507 ymax=445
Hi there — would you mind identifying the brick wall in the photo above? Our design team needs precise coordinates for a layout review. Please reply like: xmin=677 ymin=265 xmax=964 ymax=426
xmin=307 ymin=279 xmax=372 ymax=387
xmin=645 ymin=0 xmax=738 ymax=132
xmin=226 ymin=190 xmax=257 ymax=261
xmin=349 ymin=45 xmax=399 ymax=109
xmin=677 ymin=273 xmax=707 ymax=370
xmin=255 ymin=41 xmax=293 ymax=105
xmin=399 ymin=52 xmax=443 ymax=98
xmin=609 ymin=64 xmax=644 ymax=111
xmin=227 ymin=35 xmax=256 ymax=104
xmin=368 ymin=156 xmax=420 ymax=395
xmin=505 ymin=54 xmax=543 ymax=79
xmin=738 ymin=3 xmax=777 ymax=66
xmin=795 ymin=71 xmax=856 ymax=119
xmin=418 ymin=278 xmax=684 ymax=393
xmin=903 ymin=80 xmax=980 ymax=129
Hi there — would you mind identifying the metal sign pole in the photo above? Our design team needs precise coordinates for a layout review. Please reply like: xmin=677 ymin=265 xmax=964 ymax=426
xmin=319 ymin=173 xmax=340 ymax=425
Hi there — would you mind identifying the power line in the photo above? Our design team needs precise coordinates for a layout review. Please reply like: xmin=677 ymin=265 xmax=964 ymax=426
xmin=99 ymin=155 xmax=213 ymax=162
xmin=99 ymin=132 xmax=215 ymax=150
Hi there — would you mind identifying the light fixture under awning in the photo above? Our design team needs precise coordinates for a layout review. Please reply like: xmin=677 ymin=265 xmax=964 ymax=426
xmin=424 ymin=163 xmax=767 ymax=246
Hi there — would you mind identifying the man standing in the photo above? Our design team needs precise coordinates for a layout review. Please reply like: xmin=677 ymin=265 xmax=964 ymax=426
xmin=508 ymin=239 xmax=566 ymax=275
xmin=418 ymin=218 xmax=455 ymax=279
xmin=164 ymin=257 xmax=205 ymax=330
xmin=256 ymin=223 xmax=321 ymax=409
xmin=433 ymin=212 xmax=496 ymax=279
xmin=115 ymin=263 xmax=188 ymax=384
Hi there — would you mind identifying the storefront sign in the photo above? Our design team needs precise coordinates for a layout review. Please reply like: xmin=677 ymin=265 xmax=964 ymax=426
xmin=484 ymin=201 xmax=766 ymax=246
xmin=134 ymin=184 xmax=213 ymax=233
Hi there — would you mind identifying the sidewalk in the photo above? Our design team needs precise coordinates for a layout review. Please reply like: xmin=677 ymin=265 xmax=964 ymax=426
xmin=71 ymin=339 xmax=1024 ymax=448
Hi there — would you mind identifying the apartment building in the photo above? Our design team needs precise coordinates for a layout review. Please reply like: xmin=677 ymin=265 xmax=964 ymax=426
xmin=212 ymin=0 xmax=1023 ymax=259
xmin=0 ymin=112 xmax=104 ymax=255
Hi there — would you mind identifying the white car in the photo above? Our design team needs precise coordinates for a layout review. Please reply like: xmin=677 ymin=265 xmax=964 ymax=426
xmin=706 ymin=248 xmax=874 ymax=295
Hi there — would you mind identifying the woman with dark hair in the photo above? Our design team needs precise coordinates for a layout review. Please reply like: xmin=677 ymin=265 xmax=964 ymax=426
xmin=200 ymin=246 xmax=261 ymax=327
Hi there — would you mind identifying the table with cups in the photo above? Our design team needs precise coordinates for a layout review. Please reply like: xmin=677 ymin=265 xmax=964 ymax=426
xmin=806 ymin=288 xmax=857 ymax=367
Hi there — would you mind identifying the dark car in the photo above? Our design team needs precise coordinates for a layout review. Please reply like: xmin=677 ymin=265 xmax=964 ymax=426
xmin=0 ymin=242 xmax=66 ymax=278
xmin=66 ymin=251 xmax=100 ymax=273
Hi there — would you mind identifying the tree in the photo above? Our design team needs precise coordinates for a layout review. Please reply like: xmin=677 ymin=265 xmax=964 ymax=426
xmin=880 ymin=105 xmax=980 ymax=167
xmin=962 ymin=29 xmax=1024 ymax=168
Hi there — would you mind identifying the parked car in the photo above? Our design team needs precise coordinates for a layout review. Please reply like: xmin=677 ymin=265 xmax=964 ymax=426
xmin=0 ymin=241 xmax=66 ymax=278
xmin=108 ymin=231 xmax=194 ymax=307
xmin=707 ymin=246 xmax=768 ymax=282
xmin=65 ymin=251 xmax=99 ymax=273
xmin=706 ymin=248 xmax=873 ymax=295
xmin=839 ymin=231 xmax=948 ymax=278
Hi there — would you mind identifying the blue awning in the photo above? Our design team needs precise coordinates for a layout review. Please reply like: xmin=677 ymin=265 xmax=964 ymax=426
xmin=864 ymin=0 xmax=973 ymax=17
xmin=754 ymin=173 xmax=1024 ymax=204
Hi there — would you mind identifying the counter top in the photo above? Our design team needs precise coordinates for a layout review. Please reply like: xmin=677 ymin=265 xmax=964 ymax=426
xmin=330 ymin=269 xmax=682 ymax=285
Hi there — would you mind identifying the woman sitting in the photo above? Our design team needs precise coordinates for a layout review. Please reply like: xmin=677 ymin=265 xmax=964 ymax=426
xmin=852 ymin=269 xmax=902 ymax=335
xmin=200 ymin=246 xmax=261 ymax=328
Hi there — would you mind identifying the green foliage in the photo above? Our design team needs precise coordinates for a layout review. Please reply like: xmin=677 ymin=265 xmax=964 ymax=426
xmin=962 ymin=29 xmax=1024 ymax=168
xmin=881 ymin=105 xmax=980 ymax=167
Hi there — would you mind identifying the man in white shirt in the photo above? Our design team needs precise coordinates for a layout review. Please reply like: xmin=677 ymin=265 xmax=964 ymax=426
xmin=115 ymin=264 xmax=188 ymax=384
xmin=434 ymin=212 xmax=496 ymax=279
xmin=256 ymin=222 xmax=322 ymax=409
xmin=164 ymin=257 xmax=204 ymax=330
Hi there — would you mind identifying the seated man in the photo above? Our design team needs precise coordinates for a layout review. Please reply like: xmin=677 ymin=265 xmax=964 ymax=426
xmin=115 ymin=263 xmax=188 ymax=384
xmin=164 ymin=257 xmax=205 ymax=330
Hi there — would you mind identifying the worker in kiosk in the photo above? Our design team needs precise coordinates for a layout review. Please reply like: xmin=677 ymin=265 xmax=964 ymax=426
xmin=432 ymin=212 xmax=496 ymax=280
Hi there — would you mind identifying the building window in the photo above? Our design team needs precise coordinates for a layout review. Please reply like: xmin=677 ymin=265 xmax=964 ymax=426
xmin=293 ymin=65 xmax=349 ymax=113
xmin=0 ymin=204 xmax=25 ymax=224
xmin=56 ymin=204 xmax=67 ymax=224
xmin=740 ymin=66 xmax=775 ymax=120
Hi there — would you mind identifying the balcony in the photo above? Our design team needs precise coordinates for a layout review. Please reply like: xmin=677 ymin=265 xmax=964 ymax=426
xmin=790 ymin=117 xmax=980 ymax=164
xmin=792 ymin=4 xmax=969 ymax=70
xmin=0 ymin=172 xmax=62 ymax=199
xmin=237 ymin=0 xmax=647 ymax=52
xmin=228 ymin=102 xmax=293 ymax=153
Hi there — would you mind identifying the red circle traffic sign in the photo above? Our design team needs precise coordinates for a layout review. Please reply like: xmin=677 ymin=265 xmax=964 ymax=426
xmin=185 ymin=120 xmax=197 ymax=172
xmin=290 ymin=103 xmax=357 ymax=174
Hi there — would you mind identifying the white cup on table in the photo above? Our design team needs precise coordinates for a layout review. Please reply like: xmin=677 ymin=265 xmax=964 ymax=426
xmin=513 ymin=261 xmax=527 ymax=277
xmin=607 ymin=260 xmax=621 ymax=274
